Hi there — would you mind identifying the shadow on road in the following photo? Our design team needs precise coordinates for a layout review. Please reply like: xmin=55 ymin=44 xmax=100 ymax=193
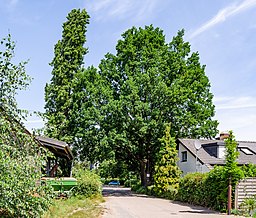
xmin=102 ymin=186 xmax=223 ymax=216
xmin=102 ymin=186 xmax=134 ymax=197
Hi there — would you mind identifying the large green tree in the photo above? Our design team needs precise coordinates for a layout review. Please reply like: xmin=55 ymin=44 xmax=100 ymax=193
xmin=44 ymin=9 xmax=90 ymax=143
xmin=98 ymin=25 xmax=218 ymax=185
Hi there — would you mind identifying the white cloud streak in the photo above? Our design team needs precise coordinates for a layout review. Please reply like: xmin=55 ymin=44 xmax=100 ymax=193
xmin=84 ymin=0 xmax=157 ymax=21
xmin=190 ymin=0 xmax=256 ymax=39
xmin=214 ymin=96 xmax=256 ymax=141
xmin=214 ymin=96 xmax=256 ymax=110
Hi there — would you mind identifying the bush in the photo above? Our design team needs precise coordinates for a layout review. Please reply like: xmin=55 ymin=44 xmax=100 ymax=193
xmin=72 ymin=164 xmax=102 ymax=197
xmin=177 ymin=172 xmax=207 ymax=205
xmin=124 ymin=179 xmax=138 ymax=187
xmin=0 ymin=127 xmax=53 ymax=217
xmin=239 ymin=196 xmax=256 ymax=217
xmin=241 ymin=163 xmax=256 ymax=177
xmin=176 ymin=166 xmax=239 ymax=211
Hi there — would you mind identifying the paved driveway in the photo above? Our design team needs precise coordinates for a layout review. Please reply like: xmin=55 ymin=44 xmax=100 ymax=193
xmin=101 ymin=187 xmax=243 ymax=218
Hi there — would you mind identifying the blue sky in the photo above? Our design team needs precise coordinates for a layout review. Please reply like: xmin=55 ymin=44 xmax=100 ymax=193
xmin=1 ymin=0 xmax=256 ymax=141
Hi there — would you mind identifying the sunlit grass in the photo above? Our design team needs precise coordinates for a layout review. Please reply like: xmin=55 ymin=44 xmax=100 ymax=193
xmin=43 ymin=194 xmax=104 ymax=218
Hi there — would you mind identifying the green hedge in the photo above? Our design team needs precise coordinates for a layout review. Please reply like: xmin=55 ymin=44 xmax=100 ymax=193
xmin=72 ymin=165 xmax=102 ymax=197
xmin=177 ymin=173 xmax=208 ymax=205
xmin=177 ymin=166 xmax=234 ymax=211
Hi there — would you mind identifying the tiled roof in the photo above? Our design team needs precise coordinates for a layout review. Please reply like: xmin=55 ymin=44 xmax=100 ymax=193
xmin=178 ymin=138 xmax=256 ymax=166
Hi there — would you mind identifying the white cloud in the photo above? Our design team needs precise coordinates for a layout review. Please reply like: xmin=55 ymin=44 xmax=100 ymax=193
xmin=214 ymin=96 xmax=256 ymax=141
xmin=214 ymin=96 xmax=256 ymax=110
xmin=134 ymin=0 xmax=158 ymax=21
xmin=190 ymin=0 xmax=256 ymax=39
xmin=84 ymin=0 xmax=157 ymax=21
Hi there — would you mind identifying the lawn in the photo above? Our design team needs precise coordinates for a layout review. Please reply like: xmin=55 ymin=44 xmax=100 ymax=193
xmin=43 ymin=195 xmax=104 ymax=218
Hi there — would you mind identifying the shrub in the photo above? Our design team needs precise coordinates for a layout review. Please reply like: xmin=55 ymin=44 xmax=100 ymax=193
xmin=177 ymin=172 xmax=207 ymax=205
xmin=239 ymin=196 xmax=256 ymax=216
xmin=72 ymin=164 xmax=102 ymax=197
xmin=124 ymin=179 xmax=138 ymax=187
xmin=241 ymin=163 xmax=256 ymax=177
xmin=0 ymin=124 xmax=53 ymax=217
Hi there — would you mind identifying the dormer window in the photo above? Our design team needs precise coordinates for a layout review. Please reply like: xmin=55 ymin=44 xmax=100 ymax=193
xmin=240 ymin=148 xmax=253 ymax=155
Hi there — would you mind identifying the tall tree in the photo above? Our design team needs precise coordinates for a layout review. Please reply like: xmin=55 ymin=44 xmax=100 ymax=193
xmin=98 ymin=25 xmax=218 ymax=185
xmin=154 ymin=124 xmax=181 ymax=194
xmin=44 ymin=9 xmax=90 ymax=143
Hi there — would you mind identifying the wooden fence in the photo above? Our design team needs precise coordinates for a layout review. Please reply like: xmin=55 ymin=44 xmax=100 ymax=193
xmin=235 ymin=177 xmax=256 ymax=209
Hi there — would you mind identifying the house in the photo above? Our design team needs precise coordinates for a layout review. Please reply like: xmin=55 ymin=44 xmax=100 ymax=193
xmin=177 ymin=134 xmax=256 ymax=175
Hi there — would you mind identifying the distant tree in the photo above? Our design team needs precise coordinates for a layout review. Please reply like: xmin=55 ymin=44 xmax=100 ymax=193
xmin=154 ymin=124 xmax=181 ymax=194
xmin=0 ymin=35 xmax=52 ymax=218
xmin=224 ymin=131 xmax=243 ymax=181
xmin=44 ymin=9 xmax=90 ymax=143
xmin=98 ymin=25 xmax=218 ymax=186
xmin=224 ymin=131 xmax=243 ymax=201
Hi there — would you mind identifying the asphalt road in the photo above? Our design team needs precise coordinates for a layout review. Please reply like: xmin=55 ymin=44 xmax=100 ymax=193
xmin=101 ymin=186 xmax=243 ymax=218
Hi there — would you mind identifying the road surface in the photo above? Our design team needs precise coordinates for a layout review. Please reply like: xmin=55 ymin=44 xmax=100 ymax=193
xmin=101 ymin=186 xmax=243 ymax=218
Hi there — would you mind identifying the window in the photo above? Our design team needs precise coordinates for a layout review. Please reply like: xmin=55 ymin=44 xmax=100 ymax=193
xmin=181 ymin=151 xmax=187 ymax=162
xmin=240 ymin=148 xmax=253 ymax=155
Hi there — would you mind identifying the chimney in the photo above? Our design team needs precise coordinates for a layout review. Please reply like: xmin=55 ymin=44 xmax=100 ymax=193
xmin=220 ymin=131 xmax=230 ymax=140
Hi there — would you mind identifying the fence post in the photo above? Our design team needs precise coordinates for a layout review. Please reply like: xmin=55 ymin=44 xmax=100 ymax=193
xmin=228 ymin=177 xmax=232 ymax=215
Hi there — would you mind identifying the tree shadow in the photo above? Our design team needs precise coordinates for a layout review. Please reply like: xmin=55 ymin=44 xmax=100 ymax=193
xmin=102 ymin=186 xmax=224 ymax=216
xmin=102 ymin=186 xmax=135 ymax=197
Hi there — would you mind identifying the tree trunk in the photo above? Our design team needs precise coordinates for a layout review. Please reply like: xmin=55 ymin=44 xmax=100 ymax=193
xmin=140 ymin=161 xmax=147 ymax=187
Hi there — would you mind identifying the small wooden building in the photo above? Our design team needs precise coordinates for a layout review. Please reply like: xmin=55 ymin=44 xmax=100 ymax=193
xmin=36 ymin=136 xmax=74 ymax=177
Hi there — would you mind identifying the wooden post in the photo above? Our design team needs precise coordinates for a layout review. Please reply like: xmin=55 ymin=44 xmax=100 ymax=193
xmin=228 ymin=177 xmax=232 ymax=215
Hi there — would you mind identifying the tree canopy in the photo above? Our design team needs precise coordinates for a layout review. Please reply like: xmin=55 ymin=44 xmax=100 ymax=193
xmin=44 ymin=9 xmax=90 ymax=143
xmin=96 ymin=25 xmax=218 ymax=185
xmin=44 ymin=10 xmax=218 ymax=186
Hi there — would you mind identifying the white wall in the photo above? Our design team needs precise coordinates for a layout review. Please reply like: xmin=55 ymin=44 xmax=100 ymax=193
xmin=177 ymin=143 xmax=209 ymax=176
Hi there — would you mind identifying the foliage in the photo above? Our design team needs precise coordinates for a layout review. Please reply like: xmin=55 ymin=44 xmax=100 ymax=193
xmin=204 ymin=166 xmax=229 ymax=211
xmin=72 ymin=163 xmax=102 ymax=197
xmin=44 ymin=9 xmax=90 ymax=144
xmin=97 ymin=158 xmax=130 ymax=180
xmin=177 ymin=172 xmax=208 ymax=205
xmin=176 ymin=133 xmax=243 ymax=211
xmin=0 ymin=34 xmax=31 ymax=116
xmin=239 ymin=196 xmax=256 ymax=217
xmin=177 ymin=167 xmax=229 ymax=210
xmin=43 ymin=194 xmax=104 ymax=218
xmin=224 ymin=131 xmax=243 ymax=184
xmin=241 ymin=163 xmax=256 ymax=177
xmin=222 ymin=131 xmax=243 ymax=210
xmin=97 ymin=25 xmax=218 ymax=185
xmin=153 ymin=124 xmax=181 ymax=196
xmin=45 ymin=15 xmax=218 ymax=186
xmin=0 ymin=35 xmax=53 ymax=217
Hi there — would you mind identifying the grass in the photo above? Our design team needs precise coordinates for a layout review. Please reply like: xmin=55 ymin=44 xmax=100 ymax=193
xmin=43 ymin=194 xmax=104 ymax=218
